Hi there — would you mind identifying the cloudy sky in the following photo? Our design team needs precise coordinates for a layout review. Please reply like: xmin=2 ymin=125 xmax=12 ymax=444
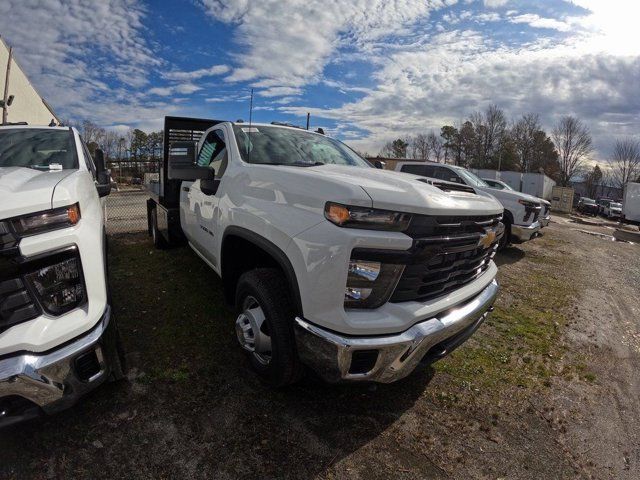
xmin=0 ymin=0 xmax=638 ymax=161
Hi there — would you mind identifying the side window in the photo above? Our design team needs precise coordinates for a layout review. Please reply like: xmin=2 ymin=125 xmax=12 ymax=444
xmin=435 ymin=167 xmax=463 ymax=184
xmin=197 ymin=129 xmax=228 ymax=177
xmin=81 ymin=141 xmax=96 ymax=179
xmin=400 ymin=164 xmax=426 ymax=175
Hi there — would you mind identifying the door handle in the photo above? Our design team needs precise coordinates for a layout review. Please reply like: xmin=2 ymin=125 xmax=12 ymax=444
xmin=182 ymin=186 xmax=190 ymax=192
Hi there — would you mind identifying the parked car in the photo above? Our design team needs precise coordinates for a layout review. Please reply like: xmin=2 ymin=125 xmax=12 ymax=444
xmin=482 ymin=178 xmax=551 ymax=227
xmin=147 ymin=117 xmax=504 ymax=386
xmin=596 ymin=198 xmax=613 ymax=216
xmin=577 ymin=197 xmax=599 ymax=216
xmin=0 ymin=125 xmax=126 ymax=428
xmin=393 ymin=161 xmax=541 ymax=250
xmin=605 ymin=202 xmax=623 ymax=219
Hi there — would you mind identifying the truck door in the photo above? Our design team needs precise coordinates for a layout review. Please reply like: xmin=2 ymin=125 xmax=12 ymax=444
xmin=188 ymin=127 xmax=229 ymax=266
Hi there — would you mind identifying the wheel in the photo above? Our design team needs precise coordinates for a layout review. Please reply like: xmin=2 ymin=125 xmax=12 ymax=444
xmin=235 ymin=268 xmax=303 ymax=387
xmin=498 ymin=218 xmax=511 ymax=251
xmin=151 ymin=208 xmax=167 ymax=249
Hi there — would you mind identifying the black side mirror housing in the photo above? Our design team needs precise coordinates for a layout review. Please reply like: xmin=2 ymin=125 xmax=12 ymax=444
xmin=373 ymin=160 xmax=385 ymax=169
xmin=94 ymin=149 xmax=111 ymax=197
xmin=168 ymin=141 xmax=215 ymax=181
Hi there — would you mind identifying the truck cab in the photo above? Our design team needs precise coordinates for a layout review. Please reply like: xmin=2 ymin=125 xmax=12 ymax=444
xmin=148 ymin=117 xmax=504 ymax=386
xmin=0 ymin=125 xmax=125 ymax=428
xmin=394 ymin=162 xmax=542 ymax=249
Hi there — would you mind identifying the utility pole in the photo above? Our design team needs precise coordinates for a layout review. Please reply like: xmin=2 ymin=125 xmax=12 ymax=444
xmin=306 ymin=112 xmax=310 ymax=130
xmin=2 ymin=45 xmax=12 ymax=124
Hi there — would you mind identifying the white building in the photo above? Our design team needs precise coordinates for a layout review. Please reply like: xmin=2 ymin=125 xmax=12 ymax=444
xmin=0 ymin=36 xmax=59 ymax=126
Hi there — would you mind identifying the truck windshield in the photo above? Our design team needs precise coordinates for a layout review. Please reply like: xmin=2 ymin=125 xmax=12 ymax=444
xmin=457 ymin=168 xmax=489 ymax=187
xmin=232 ymin=125 xmax=370 ymax=168
xmin=0 ymin=128 xmax=78 ymax=170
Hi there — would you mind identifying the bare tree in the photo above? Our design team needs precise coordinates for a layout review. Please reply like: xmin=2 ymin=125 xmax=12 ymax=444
xmin=427 ymin=131 xmax=443 ymax=163
xmin=410 ymin=133 xmax=430 ymax=161
xmin=511 ymin=113 xmax=541 ymax=172
xmin=552 ymin=116 xmax=593 ymax=186
xmin=608 ymin=138 xmax=640 ymax=190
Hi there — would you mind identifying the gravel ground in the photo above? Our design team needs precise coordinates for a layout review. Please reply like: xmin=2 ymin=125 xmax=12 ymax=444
xmin=0 ymin=218 xmax=638 ymax=479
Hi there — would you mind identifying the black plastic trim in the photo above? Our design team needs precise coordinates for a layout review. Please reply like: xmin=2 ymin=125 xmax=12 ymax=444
xmin=221 ymin=226 xmax=303 ymax=316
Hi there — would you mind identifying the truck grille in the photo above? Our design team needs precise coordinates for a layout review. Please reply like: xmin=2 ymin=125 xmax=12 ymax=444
xmin=389 ymin=214 xmax=502 ymax=303
xmin=0 ymin=277 xmax=40 ymax=334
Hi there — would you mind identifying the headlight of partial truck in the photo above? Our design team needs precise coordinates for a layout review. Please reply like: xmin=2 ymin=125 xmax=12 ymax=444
xmin=12 ymin=203 xmax=81 ymax=236
xmin=25 ymin=256 xmax=85 ymax=315
xmin=345 ymin=259 xmax=404 ymax=309
xmin=325 ymin=202 xmax=412 ymax=231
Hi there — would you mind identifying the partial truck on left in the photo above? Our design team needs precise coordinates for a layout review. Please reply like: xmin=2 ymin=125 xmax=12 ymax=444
xmin=0 ymin=125 xmax=126 ymax=428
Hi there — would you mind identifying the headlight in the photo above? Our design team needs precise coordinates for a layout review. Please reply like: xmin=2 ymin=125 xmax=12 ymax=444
xmin=517 ymin=199 xmax=539 ymax=208
xmin=12 ymin=203 xmax=81 ymax=236
xmin=25 ymin=255 xmax=85 ymax=315
xmin=345 ymin=259 xmax=404 ymax=309
xmin=325 ymin=202 xmax=411 ymax=231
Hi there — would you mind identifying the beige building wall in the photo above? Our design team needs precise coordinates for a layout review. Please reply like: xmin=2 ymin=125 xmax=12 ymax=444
xmin=0 ymin=36 xmax=59 ymax=126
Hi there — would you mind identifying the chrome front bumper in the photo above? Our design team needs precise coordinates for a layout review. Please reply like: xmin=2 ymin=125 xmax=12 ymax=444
xmin=0 ymin=306 xmax=115 ymax=428
xmin=511 ymin=221 xmax=541 ymax=242
xmin=294 ymin=280 xmax=498 ymax=383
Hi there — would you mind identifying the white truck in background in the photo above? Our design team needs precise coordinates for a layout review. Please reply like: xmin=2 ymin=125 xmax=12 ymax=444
xmin=147 ymin=117 xmax=504 ymax=386
xmin=0 ymin=125 xmax=126 ymax=428
xmin=393 ymin=162 xmax=543 ymax=249
xmin=622 ymin=182 xmax=640 ymax=227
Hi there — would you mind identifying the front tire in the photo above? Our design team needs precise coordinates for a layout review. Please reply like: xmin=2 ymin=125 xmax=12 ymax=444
xmin=235 ymin=268 xmax=303 ymax=387
xmin=498 ymin=218 xmax=512 ymax=251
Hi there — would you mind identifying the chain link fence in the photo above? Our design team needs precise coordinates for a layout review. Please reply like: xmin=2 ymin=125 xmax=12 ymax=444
xmin=104 ymin=159 xmax=160 ymax=234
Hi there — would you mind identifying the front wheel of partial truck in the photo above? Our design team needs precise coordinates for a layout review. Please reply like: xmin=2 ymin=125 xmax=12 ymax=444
xmin=235 ymin=268 xmax=303 ymax=387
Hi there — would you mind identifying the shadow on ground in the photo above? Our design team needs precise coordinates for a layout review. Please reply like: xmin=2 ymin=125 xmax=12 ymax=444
xmin=0 ymin=235 xmax=434 ymax=479
xmin=494 ymin=246 xmax=525 ymax=266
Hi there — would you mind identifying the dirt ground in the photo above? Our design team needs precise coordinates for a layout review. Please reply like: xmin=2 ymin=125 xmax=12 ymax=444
xmin=0 ymin=217 xmax=638 ymax=479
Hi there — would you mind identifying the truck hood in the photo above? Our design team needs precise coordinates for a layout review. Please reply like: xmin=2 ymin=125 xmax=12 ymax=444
xmin=302 ymin=165 xmax=503 ymax=216
xmin=0 ymin=167 xmax=75 ymax=219
xmin=479 ymin=186 xmax=541 ymax=205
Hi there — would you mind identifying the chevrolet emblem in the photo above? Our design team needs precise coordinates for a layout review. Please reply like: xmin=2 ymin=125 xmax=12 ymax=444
xmin=478 ymin=228 xmax=497 ymax=249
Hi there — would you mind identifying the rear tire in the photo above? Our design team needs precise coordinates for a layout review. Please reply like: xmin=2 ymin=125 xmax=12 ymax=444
xmin=151 ymin=208 xmax=167 ymax=249
xmin=235 ymin=268 xmax=303 ymax=387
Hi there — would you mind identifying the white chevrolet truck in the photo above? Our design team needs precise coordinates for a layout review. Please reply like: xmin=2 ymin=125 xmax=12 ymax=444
xmin=394 ymin=162 xmax=542 ymax=249
xmin=0 ymin=125 xmax=125 ymax=428
xmin=147 ymin=117 xmax=504 ymax=386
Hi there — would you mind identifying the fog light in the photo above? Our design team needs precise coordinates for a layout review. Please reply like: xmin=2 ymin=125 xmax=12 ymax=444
xmin=25 ymin=256 xmax=85 ymax=315
xmin=345 ymin=259 xmax=404 ymax=309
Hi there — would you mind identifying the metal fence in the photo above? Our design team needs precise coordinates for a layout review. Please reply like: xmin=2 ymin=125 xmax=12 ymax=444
xmin=104 ymin=160 xmax=159 ymax=234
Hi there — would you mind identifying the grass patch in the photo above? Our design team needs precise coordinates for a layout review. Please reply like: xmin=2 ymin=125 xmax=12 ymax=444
xmin=435 ymin=234 xmax=588 ymax=393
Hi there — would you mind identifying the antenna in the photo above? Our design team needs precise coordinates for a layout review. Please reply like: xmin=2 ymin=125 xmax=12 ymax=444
xmin=248 ymin=88 xmax=254 ymax=162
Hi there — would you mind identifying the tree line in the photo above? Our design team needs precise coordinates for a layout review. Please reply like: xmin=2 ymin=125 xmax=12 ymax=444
xmin=377 ymin=105 xmax=640 ymax=189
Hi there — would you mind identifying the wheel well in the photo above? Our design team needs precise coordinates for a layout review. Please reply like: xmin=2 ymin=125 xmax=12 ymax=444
xmin=503 ymin=209 xmax=514 ymax=225
xmin=221 ymin=232 xmax=302 ymax=315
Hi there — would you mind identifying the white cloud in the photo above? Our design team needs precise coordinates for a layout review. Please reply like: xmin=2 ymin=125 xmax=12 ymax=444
xmin=484 ymin=0 xmax=509 ymax=8
xmin=199 ymin=0 xmax=456 ymax=96
xmin=163 ymin=64 xmax=230 ymax=81
xmin=0 ymin=0 xmax=172 ymax=128
xmin=511 ymin=14 xmax=571 ymax=32
xmin=282 ymin=26 xmax=639 ymax=160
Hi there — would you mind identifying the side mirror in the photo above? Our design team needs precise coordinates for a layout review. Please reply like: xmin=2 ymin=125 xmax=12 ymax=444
xmin=168 ymin=141 xmax=214 ymax=181
xmin=94 ymin=149 xmax=111 ymax=197
xmin=201 ymin=169 xmax=218 ymax=196
xmin=373 ymin=160 xmax=385 ymax=169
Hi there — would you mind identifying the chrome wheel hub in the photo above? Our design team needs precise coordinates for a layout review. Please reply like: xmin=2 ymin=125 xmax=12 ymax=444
xmin=235 ymin=296 xmax=272 ymax=365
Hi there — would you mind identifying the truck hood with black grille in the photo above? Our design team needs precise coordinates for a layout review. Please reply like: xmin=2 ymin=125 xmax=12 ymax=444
xmin=305 ymin=165 xmax=504 ymax=216
xmin=0 ymin=167 xmax=75 ymax=219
